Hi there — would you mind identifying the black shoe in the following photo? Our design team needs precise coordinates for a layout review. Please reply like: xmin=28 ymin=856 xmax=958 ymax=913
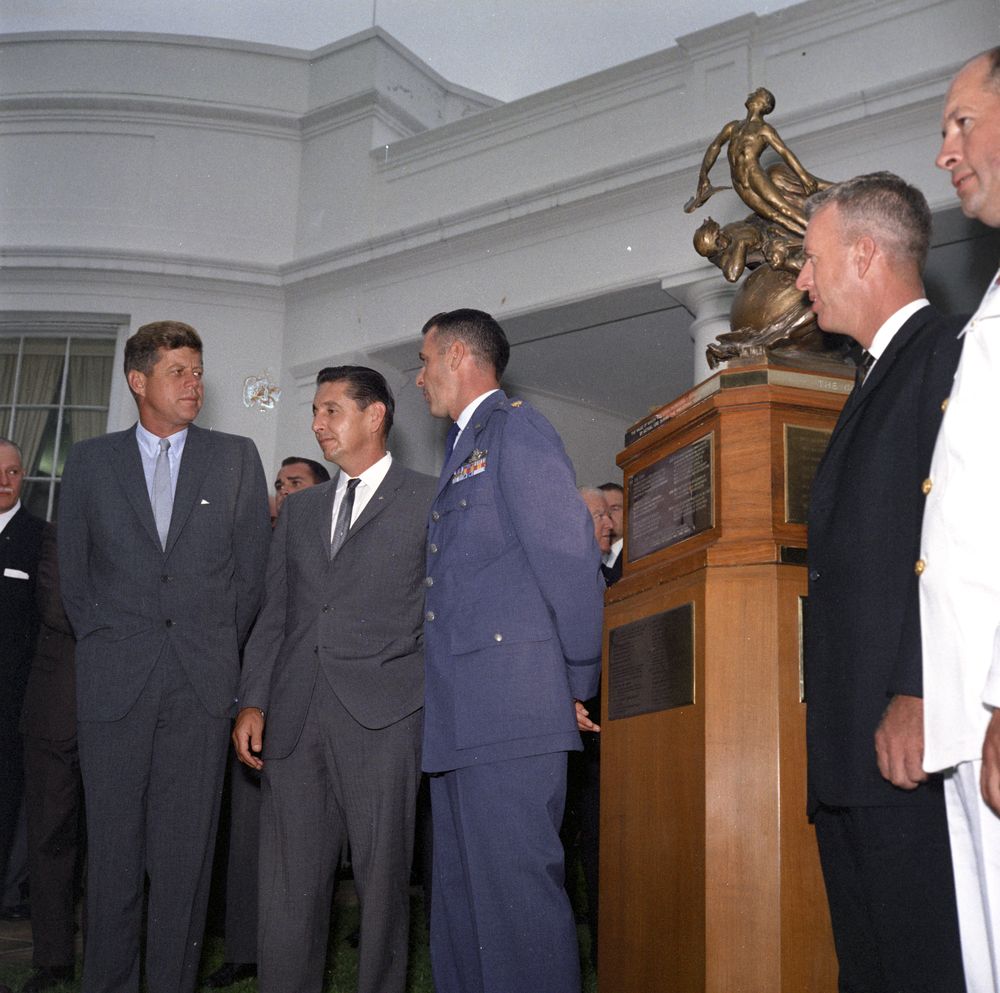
xmin=21 ymin=966 xmax=74 ymax=993
xmin=202 ymin=962 xmax=257 ymax=989
xmin=0 ymin=903 xmax=30 ymax=921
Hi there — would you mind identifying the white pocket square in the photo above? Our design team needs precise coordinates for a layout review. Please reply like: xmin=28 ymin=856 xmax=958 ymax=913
xmin=3 ymin=568 xmax=29 ymax=580
xmin=200 ymin=499 xmax=210 ymax=505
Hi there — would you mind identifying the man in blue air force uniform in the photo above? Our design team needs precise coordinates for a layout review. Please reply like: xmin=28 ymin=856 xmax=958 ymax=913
xmin=416 ymin=308 xmax=605 ymax=993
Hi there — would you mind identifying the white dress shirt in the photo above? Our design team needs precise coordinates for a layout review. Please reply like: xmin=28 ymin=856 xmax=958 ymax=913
xmin=329 ymin=452 xmax=393 ymax=542
xmin=452 ymin=389 xmax=499 ymax=451
xmin=864 ymin=297 xmax=929 ymax=376
xmin=0 ymin=499 xmax=21 ymax=535
xmin=135 ymin=422 xmax=188 ymax=501
xmin=920 ymin=274 xmax=1000 ymax=771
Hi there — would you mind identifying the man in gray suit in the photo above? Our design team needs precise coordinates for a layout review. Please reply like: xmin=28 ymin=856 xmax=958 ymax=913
xmin=233 ymin=365 xmax=435 ymax=993
xmin=58 ymin=321 xmax=270 ymax=993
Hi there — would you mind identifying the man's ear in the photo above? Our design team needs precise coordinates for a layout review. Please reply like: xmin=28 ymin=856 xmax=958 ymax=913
xmin=127 ymin=369 xmax=146 ymax=398
xmin=854 ymin=235 xmax=877 ymax=278
xmin=447 ymin=338 xmax=466 ymax=370
xmin=367 ymin=401 xmax=387 ymax=436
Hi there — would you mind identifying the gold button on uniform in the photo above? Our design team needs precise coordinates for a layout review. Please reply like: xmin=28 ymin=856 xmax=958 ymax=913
xmin=914 ymin=559 xmax=926 ymax=575
xmin=921 ymin=478 xmax=933 ymax=495
xmin=941 ymin=397 xmax=949 ymax=412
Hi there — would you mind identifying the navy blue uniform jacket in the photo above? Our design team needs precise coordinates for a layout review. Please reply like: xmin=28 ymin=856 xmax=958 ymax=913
xmin=422 ymin=390 xmax=605 ymax=773
xmin=805 ymin=305 xmax=965 ymax=812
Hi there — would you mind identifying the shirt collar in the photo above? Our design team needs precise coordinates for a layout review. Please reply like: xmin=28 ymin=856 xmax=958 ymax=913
xmin=337 ymin=451 xmax=392 ymax=492
xmin=0 ymin=500 xmax=21 ymax=535
xmin=456 ymin=389 xmax=500 ymax=433
xmin=603 ymin=537 xmax=623 ymax=567
xmin=867 ymin=298 xmax=929 ymax=360
xmin=135 ymin=421 xmax=189 ymax=458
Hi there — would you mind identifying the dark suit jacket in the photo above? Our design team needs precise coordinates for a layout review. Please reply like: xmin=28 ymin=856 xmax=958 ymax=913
xmin=240 ymin=459 xmax=436 ymax=757
xmin=805 ymin=305 xmax=966 ymax=811
xmin=0 ymin=505 xmax=45 ymax=731
xmin=422 ymin=390 xmax=605 ymax=773
xmin=20 ymin=523 xmax=76 ymax=741
xmin=58 ymin=423 xmax=270 ymax=722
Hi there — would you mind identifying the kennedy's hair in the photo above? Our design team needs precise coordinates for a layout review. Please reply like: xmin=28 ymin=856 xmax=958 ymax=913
xmin=421 ymin=309 xmax=510 ymax=379
xmin=124 ymin=321 xmax=202 ymax=376
xmin=280 ymin=456 xmax=330 ymax=484
xmin=805 ymin=171 xmax=931 ymax=269
xmin=315 ymin=365 xmax=395 ymax=438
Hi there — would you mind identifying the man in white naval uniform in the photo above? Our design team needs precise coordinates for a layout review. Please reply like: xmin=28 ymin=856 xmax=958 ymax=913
xmin=920 ymin=46 xmax=1000 ymax=993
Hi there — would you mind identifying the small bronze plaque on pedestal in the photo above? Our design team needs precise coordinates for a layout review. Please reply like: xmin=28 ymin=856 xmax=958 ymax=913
xmin=608 ymin=603 xmax=695 ymax=720
xmin=628 ymin=434 xmax=713 ymax=562
xmin=784 ymin=424 xmax=832 ymax=524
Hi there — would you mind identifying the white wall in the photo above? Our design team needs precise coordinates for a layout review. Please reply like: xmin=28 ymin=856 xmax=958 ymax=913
xmin=1 ymin=0 xmax=996 ymax=475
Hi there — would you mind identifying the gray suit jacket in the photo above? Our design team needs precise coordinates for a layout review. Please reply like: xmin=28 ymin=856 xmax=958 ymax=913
xmin=239 ymin=459 xmax=436 ymax=758
xmin=58 ymin=423 xmax=270 ymax=722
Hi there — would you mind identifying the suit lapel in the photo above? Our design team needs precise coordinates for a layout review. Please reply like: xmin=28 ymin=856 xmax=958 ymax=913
xmin=322 ymin=471 xmax=340 ymax=562
xmin=341 ymin=460 xmax=402 ymax=551
xmin=164 ymin=424 xmax=211 ymax=555
xmin=436 ymin=391 xmax=504 ymax=498
xmin=824 ymin=308 xmax=930 ymax=454
xmin=114 ymin=428 xmax=161 ymax=551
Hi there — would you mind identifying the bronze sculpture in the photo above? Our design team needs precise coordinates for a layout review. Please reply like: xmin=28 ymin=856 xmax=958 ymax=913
xmin=685 ymin=88 xmax=845 ymax=368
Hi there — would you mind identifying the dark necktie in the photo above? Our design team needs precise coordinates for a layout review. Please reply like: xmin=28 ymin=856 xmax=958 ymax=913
xmin=445 ymin=422 xmax=460 ymax=458
xmin=855 ymin=350 xmax=875 ymax=388
xmin=152 ymin=437 xmax=172 ymax=549
xmin=330 ymin=477 xmax=360 ymax=559
xmin=439 ymin=423 xmax=460 ymax=484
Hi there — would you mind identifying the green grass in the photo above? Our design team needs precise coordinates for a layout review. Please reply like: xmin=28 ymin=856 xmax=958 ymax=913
xmin=0 ymin=891 xmax=597 ymax=993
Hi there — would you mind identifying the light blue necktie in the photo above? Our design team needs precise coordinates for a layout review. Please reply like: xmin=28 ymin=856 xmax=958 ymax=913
xmin=152 ymin=437 xmax=172 ymax=549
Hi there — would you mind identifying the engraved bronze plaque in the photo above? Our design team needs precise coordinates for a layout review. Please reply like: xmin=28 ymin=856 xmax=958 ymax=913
xmin=608 ymin=603 xmax=695 ymax=720
xmin=784 ymin=425 xmax=832 ymax=524
xmin=628 ymin=434 xmax=713 ymax=562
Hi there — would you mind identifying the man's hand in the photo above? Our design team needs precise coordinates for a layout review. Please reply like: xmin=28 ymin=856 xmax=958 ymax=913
xmin=575 ymin=699 xmax=600 ymax=734
xmin=980 ymin=709 xmax=1000 ymax=815
xmin=232 ymin=707 xmax=265 ymax=770
xmin=875 ymin=694 xmax=928 ymax=789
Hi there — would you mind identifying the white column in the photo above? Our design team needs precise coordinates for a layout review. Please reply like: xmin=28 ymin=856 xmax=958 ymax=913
xmin=669 ymin=277 xmax=737 ymax=386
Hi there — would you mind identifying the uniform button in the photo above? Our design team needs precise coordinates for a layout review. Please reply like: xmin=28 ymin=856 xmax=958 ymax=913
xmin=424 ymin=577 xmax=434 ymax=587
xmin=941 ymin=397 xmax=949 ymax=412
xmin=493 ymin=632 xmax=503 ymax=642
xmin=459 ymin=498 xmax=468 ymax=508
xmin=809 ymin=570 xmax=820 ymax=582
xmin=322 ymin=604 xmax=329 ymax=612
xmin=921 ymin=478 xmax=933 ymax=495
xmin=161 ymin=574 xmax=170 ymax=583
xmin=429 ymin=543 xmax=438 ymax=554
xmin=165 ymin=619 xmax=174 ymax=627
xmin=432 ymin=511 xmax=441 ymax=521
xmin=914 ymin=559 xmax=926 ymax=575
xmin=426 ymin=610 xmax=435 ymax=622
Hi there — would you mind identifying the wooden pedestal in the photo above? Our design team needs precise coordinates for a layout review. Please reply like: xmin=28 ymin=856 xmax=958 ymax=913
xmin=599 ymin=362 xmax=852 ymax=992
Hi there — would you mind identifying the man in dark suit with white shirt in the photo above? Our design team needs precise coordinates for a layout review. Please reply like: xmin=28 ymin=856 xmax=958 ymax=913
xmin=59 ymin=321 xmax=270 ymax=993
xmin=0 ymin=438 xmax=44 ymax=946
xmin=798 ymin=173 xmax=966 ymax=992
xmin=234 ymin=366 xmax=435 ymax=993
